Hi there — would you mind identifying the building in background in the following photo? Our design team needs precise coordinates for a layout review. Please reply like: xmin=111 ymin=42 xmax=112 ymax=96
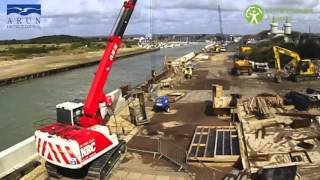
xmin=269 ymin=16 xmax=292 ymax=42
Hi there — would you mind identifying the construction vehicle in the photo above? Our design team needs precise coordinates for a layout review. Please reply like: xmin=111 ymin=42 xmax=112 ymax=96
xmin=214 ymin=45 xmax=221 ymax=53
xmin=231 ymin=56 xmax=253 ymax=76
xmin=239 ymin=46 xmax=252 ymax=54
xmin=34 ymin=0 xmax=137 ymax=179
xmin=202 ymin=44 xmax=221 ymax=54
xmin=251 ymin=62 xmax=270 ymax=72
xmin=273 ymin=46 xmax=319 ymax=83
xmin=231 ymin=45 xmax=253 ymax=76
xmin=220 ymin=45 xmax=227 ymax=52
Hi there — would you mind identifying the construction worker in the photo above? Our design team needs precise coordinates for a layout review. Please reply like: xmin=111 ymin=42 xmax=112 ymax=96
xmin=180 ymin=61 xmax=186 ymax=70
xmin=151 ymin=69 xmax=156 ymax=82
xmin=184 ymin=67 xmax=193 ymax=79
xmin=166 ymin=60 xmax=173 ymax=71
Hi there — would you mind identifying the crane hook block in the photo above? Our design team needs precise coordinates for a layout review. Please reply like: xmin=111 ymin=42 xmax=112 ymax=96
xmin=105 ymin=96 xmax=113 ymax=107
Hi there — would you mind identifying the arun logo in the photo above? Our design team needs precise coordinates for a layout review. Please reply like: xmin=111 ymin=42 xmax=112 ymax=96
xmin=6 ymin=4 xmax=41 ymax=29
xmin=7 ymin=4 xmax=41 ymax=16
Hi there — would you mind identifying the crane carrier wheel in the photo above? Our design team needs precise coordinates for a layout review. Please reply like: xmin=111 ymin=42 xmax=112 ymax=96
xmin=45 ymin=140 xmax=127 ymax=180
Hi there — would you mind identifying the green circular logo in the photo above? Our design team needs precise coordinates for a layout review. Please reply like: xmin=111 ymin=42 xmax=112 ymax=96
xmin=244 ymin=5 xmax=264 ymax=24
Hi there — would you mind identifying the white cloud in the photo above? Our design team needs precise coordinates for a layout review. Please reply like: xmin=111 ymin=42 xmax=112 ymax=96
xmin=0 ymin=0 xmax=320 ymax=39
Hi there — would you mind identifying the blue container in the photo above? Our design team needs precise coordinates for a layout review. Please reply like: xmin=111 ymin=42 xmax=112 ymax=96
xmin=154 ymin=96 xmax=170 ymax=112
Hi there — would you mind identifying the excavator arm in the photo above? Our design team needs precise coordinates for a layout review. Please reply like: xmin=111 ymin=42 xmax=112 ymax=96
xmin=273 ymin=46 xmax=301 ymax=83
xmin=80 ymin=0 xmax=137 ymax=127
xmin=271 ymin=46 xmax=319 ymax=82
xmin=273 ymin=46 xmax=301 ymax=71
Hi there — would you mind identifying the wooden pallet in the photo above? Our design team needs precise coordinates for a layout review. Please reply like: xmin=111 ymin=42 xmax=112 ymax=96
xmin=188 ymin=126 xmax=240 ymax=162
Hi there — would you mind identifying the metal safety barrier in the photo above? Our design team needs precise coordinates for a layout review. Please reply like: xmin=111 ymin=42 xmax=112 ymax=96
xmin=127 ymin=147 xmax=159 ymax=159
xmin=158 ymin=138 xmax=188 ymax=171
xmin=0 ymin=136 xmax=38 ymax=178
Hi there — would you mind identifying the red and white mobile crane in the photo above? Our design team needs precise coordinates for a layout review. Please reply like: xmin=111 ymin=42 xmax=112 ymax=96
xmin=34 ymin=0 xmax=137 ymax=178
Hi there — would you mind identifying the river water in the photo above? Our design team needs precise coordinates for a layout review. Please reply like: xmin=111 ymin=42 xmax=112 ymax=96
xmin=0 ymin=44 xmax=204 ymax=151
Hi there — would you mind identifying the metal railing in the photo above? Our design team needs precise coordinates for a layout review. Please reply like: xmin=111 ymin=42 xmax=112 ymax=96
xmin=0 ymin=136 xmax=38 ymax=179
xmin=158 ymin=138 xmax=188 ymax=172
xmin=127 ymin=137 xmax=226 ymax=179
xmin=127 ymin=147 xmax=159 ymax=159
xmin=190 ymin=156 xmax=225 ymax=180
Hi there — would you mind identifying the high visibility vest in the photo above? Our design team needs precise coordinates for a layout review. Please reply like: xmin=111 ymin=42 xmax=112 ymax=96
xmin=152 ymin=70 xmax=156 ymax=78
xmin=184 ymin=68 xmax=192 ymax=75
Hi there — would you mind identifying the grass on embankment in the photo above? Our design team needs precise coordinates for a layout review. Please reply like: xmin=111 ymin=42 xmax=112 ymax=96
xmin=0 ymin=39 xmax=140 ymax=61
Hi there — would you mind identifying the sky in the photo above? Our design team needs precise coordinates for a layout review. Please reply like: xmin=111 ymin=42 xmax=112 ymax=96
xmin=0 ymin=0 xmax=320 ymax=40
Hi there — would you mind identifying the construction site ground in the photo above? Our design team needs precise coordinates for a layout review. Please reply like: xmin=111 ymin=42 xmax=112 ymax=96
xmin=23 ymin=50 xmax=320 ymax=180
xmin=117 ymin=51 xmax=320 ymax=180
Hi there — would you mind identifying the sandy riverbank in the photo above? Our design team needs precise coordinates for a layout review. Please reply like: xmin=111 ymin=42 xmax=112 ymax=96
xmin=0 ymin=47 xmax=158 ymax=85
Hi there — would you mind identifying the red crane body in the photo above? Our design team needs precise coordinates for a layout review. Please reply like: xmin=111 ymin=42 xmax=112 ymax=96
xmin=34 ymin=1 xmax=138 ymax=177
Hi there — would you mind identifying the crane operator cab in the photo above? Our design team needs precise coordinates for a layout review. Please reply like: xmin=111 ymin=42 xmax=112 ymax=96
xmin=56 ymin=102 xmax=84 ymax=126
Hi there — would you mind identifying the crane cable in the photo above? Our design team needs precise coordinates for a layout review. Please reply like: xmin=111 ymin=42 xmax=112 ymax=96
xmin=149 ymin=0 xmax=157 ymax=81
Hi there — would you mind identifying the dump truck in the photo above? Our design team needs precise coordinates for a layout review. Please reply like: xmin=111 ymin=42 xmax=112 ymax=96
xmin=231 ymin=56 xmax=253 ymax=76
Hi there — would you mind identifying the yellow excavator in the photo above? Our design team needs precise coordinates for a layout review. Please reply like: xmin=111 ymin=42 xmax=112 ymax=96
xmin=273 ymin=46 xmax=319 ymax=83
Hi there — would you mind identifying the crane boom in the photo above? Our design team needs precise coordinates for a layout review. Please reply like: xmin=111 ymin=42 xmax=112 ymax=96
xmin=80 ymin=0 xmax=137 ymax=127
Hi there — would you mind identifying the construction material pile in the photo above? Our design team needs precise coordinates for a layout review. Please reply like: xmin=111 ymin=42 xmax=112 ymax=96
xmin=242 ymin=93 xmax=283 ymax=119
xmin=285 ymin=88 xmax=320 ymax=111
xmin=237 ymin=93 xmax=320 ymax=178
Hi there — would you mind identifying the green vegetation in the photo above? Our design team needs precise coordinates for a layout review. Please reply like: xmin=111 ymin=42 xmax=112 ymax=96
xmin=0 ymin=35 xmax=138 ymax=47
xmin=245 ymin=33 xmax=320 ymax=67
xmin=9 ymin=46 xmax=59 ymax=54
xmin=124 ymin=40 xmax=139 ymax=48
xmin=0 ymin=35 xmax=139 ymax=60
xmin=1 ymin=46 xmax=60 ymax=59
xmin=0 ymin=35 xmax=88 ymax=45
xmin=297 ymin=34 xmax=320 ymax=58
